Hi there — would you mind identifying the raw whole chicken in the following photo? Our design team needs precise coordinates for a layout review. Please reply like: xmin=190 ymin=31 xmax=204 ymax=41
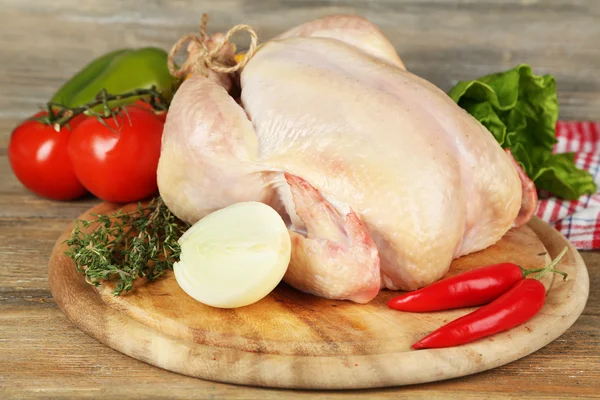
xmin=158 ymin=15 xmax=537 ymax=303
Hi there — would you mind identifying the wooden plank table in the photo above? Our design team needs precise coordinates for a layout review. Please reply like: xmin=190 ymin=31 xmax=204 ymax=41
xmin=1 ymin=1 xmax=598 ymax=398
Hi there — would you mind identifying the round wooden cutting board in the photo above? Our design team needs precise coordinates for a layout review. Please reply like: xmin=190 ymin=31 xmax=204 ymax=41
xmin=48 ymin=203 xmax=589 ymax=389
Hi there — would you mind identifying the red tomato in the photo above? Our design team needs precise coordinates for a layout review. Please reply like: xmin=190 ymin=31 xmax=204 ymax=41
xmin=68 ymin=106 xmax=164 ymax=203
xmin=134 ymin=99 xmax=167 ymax=123
xmin=8 ymin=112 xmax=87 ymax=200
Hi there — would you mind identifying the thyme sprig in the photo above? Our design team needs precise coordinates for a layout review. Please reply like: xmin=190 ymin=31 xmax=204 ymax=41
xmin=65 ymin=197 xmax=190 ymax=296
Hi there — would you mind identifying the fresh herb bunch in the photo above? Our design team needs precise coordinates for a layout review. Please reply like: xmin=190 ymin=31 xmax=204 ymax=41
xmin=65 ymin=197 xmax=190 ymax=295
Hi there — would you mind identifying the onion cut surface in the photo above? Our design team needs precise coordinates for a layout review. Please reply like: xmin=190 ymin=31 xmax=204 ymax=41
xmin=174 ymin=202 xmax=291 ymax=308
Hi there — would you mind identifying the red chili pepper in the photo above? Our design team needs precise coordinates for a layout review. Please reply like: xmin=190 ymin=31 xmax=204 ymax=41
xmin=412 ymin=278 xmax=545 ymax=349
xmin=388 ymin=255 xmax=568 ymax=313
xmin=388 ymin=263 xmax=524 ymax=312
xmin=411 ymin=247 xmax=568 ymax=349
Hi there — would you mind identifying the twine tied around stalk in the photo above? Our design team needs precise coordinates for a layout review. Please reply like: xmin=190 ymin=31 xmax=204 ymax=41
xmin=168 ymin=13 xmax=258 ymax=79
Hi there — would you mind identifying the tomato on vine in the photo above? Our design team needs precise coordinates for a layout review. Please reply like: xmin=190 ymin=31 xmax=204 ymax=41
xmin=8 ymin=112 xmax=88 ymax=201
xmin=68 ymin=105 xmax=164 ymax=203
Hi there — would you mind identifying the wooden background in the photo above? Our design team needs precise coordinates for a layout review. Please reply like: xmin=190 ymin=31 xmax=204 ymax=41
xmin=0 ymin=0 xmax=598 ymax=398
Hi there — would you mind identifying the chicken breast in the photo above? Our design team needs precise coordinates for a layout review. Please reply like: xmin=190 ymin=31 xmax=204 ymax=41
xmin=158 ymin=15 xmax=536 ymax=302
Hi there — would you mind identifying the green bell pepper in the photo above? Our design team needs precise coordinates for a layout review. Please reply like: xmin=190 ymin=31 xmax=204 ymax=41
xmin=51 ymin=47 xmax=179 ymax=109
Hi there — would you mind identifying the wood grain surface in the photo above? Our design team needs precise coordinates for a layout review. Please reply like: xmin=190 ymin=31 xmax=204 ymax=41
xmin=47 ymin=203 xmax=588 ymax=389
xmin=1 ymin=0 xmax=599 ymax=398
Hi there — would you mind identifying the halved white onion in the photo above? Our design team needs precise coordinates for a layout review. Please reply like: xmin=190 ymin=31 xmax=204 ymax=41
xmin=174 ymin=202 xmax=291 ymax=308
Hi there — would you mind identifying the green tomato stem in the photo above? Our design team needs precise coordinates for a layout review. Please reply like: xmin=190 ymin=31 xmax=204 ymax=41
xmin=44 ymin=86 xmax=169 ymax=131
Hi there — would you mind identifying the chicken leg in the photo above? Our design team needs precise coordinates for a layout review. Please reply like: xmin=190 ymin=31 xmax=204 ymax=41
xmin=282 ymin=173 xmax=380 ymax=303
xmin=158 ymin=73 xmax=381 ymax=302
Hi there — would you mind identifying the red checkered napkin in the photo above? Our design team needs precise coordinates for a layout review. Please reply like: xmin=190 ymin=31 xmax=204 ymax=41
xmin=535 ymin=121 xmax=600 ymax=249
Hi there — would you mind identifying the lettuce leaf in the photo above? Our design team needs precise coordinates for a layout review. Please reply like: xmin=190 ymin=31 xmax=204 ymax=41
xmin=448 ymin=64 xmax=596 ymax=200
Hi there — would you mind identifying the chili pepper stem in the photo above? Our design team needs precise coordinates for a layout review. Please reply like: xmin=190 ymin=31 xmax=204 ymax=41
xmin=535 ymin=247 xmax=568 ymax=280
xmin=519 ymin=247 xmax=568 ymax=281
